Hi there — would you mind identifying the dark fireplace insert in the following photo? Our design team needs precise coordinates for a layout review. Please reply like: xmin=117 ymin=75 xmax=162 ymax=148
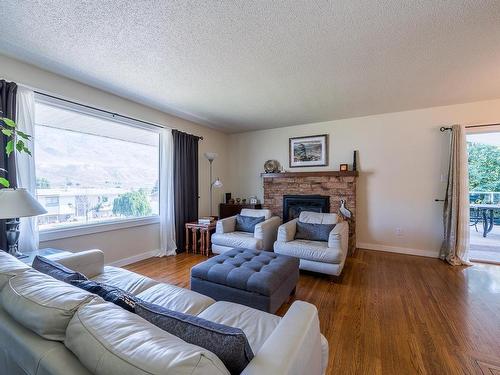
xmin=283 ymin=195 xmax=330 ymax=222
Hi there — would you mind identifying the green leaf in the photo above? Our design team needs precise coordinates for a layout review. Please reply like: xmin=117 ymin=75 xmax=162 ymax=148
xmin=1 ymin=118 xmax=16 ymax=128
xmin=468 ymin=142 xmax=500 ymax=191
xmin=23 ymin=147 xmax=32 ymax=156
xmin=1 ymin=129 xmax=12 ymax=137
xmin=0 ymin=177 xmax=10 ymax=188
xmin=5 ymin=140 xmax=14 ymax=156
xmin=16 ymin=140 xmax=25 ymax=152
xmin=16 ymin=130 xmax=31 ymax=140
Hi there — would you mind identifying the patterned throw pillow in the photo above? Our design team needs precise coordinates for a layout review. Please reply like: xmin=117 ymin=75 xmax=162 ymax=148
xmin=135 ymin=300 xmax=254 ymax=375
xmin=235 ymin=214 xmax=265 ymax=233
xmin=294 ymin=221 xmax=336 ymax=242
xmin=71 ymin=280 xmax=137 ymax=313
xmin=32 ymin=255 xmax=88 ymax=283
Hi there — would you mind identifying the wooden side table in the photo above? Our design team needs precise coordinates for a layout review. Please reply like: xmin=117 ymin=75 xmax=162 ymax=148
xmin=185 ymin=222 xmax=216 ymax=256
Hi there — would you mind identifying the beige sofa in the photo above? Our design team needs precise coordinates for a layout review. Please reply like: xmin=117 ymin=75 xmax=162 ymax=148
xmin=274 ymin=211 xmax=349 ymax=276
xmin=0 ymin=249 xmax=328 ymax=375
xmin=211 ymin=209 xmax=281 ymax=253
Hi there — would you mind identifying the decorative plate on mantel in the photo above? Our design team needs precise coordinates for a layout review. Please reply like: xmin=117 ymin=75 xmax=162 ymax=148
xmin=264 ymin=159 xmax=281 ymax=173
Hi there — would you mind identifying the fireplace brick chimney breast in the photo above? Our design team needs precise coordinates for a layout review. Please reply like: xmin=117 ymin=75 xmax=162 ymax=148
xmin=262 ymin=172 xmax=357 ymax=253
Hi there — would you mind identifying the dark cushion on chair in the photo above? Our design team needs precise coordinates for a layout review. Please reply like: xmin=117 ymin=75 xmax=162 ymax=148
xmin=135 ymin=300 xmax=253 ymax=375
xmin=294 ymin=221 xmax=336 ymax=242
xmin=235 ymin=214 xmax=265 ymax=233
xmin=191 ymin=248 xmax=299 ymax=296
xmin=32 ymin=255 xmax=87 ymax=283
xmin=70 ymin=280 xmax=137 ymax=313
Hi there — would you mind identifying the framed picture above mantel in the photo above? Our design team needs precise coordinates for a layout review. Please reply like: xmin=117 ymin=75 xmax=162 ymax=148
xmin=289 ymin=134 xmax=328 ymax=168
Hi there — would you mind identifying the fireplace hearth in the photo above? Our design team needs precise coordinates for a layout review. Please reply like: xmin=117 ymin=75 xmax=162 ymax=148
xmin=283 ymin=195 xmax=330 ymax=222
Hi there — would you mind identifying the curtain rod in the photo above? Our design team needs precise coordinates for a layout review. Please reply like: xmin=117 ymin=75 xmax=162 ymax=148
xmin=33 ymin=91 xmax=204 ymax=140
xmin=440 ymin=123 xmax=500 ymax=132
xmin=466 ymin=123 xmax=500 ymax=129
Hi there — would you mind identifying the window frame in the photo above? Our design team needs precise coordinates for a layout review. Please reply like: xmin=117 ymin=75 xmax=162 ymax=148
xmin=34 ymin=94 xmax=162 ymax=241
xmin=39 ymin=216 xmax=160 ymax=242
xmin=44 ymin=196 xmax=60 ymax=207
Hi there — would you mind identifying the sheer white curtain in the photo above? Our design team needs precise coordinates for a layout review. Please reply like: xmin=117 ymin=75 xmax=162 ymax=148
xmin=158 ymin=128 xmax=176 ymax=256
xmin=15 ymin=86 xmax=39 ymax=253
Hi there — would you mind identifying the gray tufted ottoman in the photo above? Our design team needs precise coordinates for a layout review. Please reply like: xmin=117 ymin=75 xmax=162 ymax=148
xmin=190 ymin=248 xmax=299 ymax=313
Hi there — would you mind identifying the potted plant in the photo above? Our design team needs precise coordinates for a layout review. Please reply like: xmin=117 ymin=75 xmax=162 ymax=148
xmin=0 ymin=117 xmax=32 ymax=188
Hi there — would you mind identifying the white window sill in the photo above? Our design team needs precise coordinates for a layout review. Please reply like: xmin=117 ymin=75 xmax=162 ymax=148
xmin=39 ymin=216 xmax=160 ymax=242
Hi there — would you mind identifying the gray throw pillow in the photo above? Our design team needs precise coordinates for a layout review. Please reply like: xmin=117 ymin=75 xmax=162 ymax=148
xmin=135 ymin=300 xmax=254 ymax=374
xmin=235 ymin=214 xmax=265 ymax=233
xmin=32 ymin=255 xmax=88 ymax=283
xmin=71 ymin=280 xmax=138 ymax=313
xmin=294 ymin=221 xmax=336 ymax=242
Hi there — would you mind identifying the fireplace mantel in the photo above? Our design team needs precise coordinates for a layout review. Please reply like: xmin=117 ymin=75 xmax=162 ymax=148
xmin=261 ymin=171 xmax=358 ymax=178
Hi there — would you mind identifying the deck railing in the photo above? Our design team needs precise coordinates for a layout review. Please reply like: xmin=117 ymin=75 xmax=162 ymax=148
xmin=470 ymin=191 xmax=500 ymax=204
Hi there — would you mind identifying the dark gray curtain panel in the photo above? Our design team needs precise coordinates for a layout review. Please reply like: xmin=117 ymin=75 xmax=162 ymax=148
xmin=173 ymin=130 xmax=199 ymax=252
xmin=0 ymin=79 xmax=18 ymax=251
xmin=0 ymin=80 xmax=17 ymax=187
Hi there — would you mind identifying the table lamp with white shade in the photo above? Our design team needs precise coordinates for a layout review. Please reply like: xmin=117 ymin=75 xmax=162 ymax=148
xmin=0 ymin=188 xmax=47 ymax=258
xmin=204 ymin=152 xmax=223 ymax=217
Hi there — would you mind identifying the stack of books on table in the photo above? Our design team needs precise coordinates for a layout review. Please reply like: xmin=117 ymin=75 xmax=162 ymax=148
xmin=198 ymin=217 xmax=215 ymax=225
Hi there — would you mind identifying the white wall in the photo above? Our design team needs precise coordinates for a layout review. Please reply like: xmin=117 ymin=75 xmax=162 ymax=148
xmin=229 ymin=98 xmax=500 ymax=257
xmin=1 ymin=54 xmax=231 ymax=264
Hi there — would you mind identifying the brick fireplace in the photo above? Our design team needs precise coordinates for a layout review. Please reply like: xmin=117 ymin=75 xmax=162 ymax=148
xmin=262 ymin=171 xmax=358 ymax=253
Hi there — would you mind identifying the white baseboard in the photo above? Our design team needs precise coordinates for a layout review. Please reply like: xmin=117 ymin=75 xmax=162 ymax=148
xmin=107 ymin=249 xmax=160 ymax=267
xmin=356 ymin=242 xmax=438 ymax=258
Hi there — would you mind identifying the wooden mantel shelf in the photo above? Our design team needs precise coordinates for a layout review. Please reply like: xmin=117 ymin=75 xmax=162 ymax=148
xmin=260 ymin=171 xmax=358 ymax=178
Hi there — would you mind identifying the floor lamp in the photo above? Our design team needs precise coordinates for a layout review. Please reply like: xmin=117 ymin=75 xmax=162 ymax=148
xmin=204 ymin=152 xmax=223 ymax=217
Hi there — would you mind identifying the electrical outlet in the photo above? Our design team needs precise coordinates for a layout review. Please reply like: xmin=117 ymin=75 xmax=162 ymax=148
xmin=395 ymin=227 xmax=403 ymax=237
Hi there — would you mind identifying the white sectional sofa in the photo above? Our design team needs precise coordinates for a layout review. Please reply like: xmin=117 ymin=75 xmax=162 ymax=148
xmin=0 ymin=249 xmax=329 ymax=375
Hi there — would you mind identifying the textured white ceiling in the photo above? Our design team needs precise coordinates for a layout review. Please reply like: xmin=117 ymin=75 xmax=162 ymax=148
xmin=1 ymin=1 xmax=500 ymax=133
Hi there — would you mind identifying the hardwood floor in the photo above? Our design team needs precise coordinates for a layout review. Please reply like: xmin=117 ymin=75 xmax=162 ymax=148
xmin=125 ymin=249 xmax=500 ymax=375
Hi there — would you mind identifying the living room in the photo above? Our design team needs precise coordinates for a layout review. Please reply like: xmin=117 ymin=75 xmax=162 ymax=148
xmin=1 ymin=2 xmax=500 ymax=374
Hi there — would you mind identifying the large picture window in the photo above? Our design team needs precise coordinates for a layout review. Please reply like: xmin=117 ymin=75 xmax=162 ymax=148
xmin=34 ymin=97 xmax=160 ymax=233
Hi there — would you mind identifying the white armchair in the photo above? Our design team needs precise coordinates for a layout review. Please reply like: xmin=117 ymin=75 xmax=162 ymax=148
xmin=211 ymin=209 xmax=281 ymax=254
xmin=274 ymin=211 xmax=349 ymax=276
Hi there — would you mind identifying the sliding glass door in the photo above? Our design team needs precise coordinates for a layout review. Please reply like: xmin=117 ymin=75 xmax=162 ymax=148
xmin=467 ymin=125 xmax=500 ymax=264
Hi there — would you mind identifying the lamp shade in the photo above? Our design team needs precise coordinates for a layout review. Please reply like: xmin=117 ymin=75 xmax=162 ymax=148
xmin=204 ymin=152 xmax=218 ymax=162
xmin=0 ymin=188 xmax=47 ymax=219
